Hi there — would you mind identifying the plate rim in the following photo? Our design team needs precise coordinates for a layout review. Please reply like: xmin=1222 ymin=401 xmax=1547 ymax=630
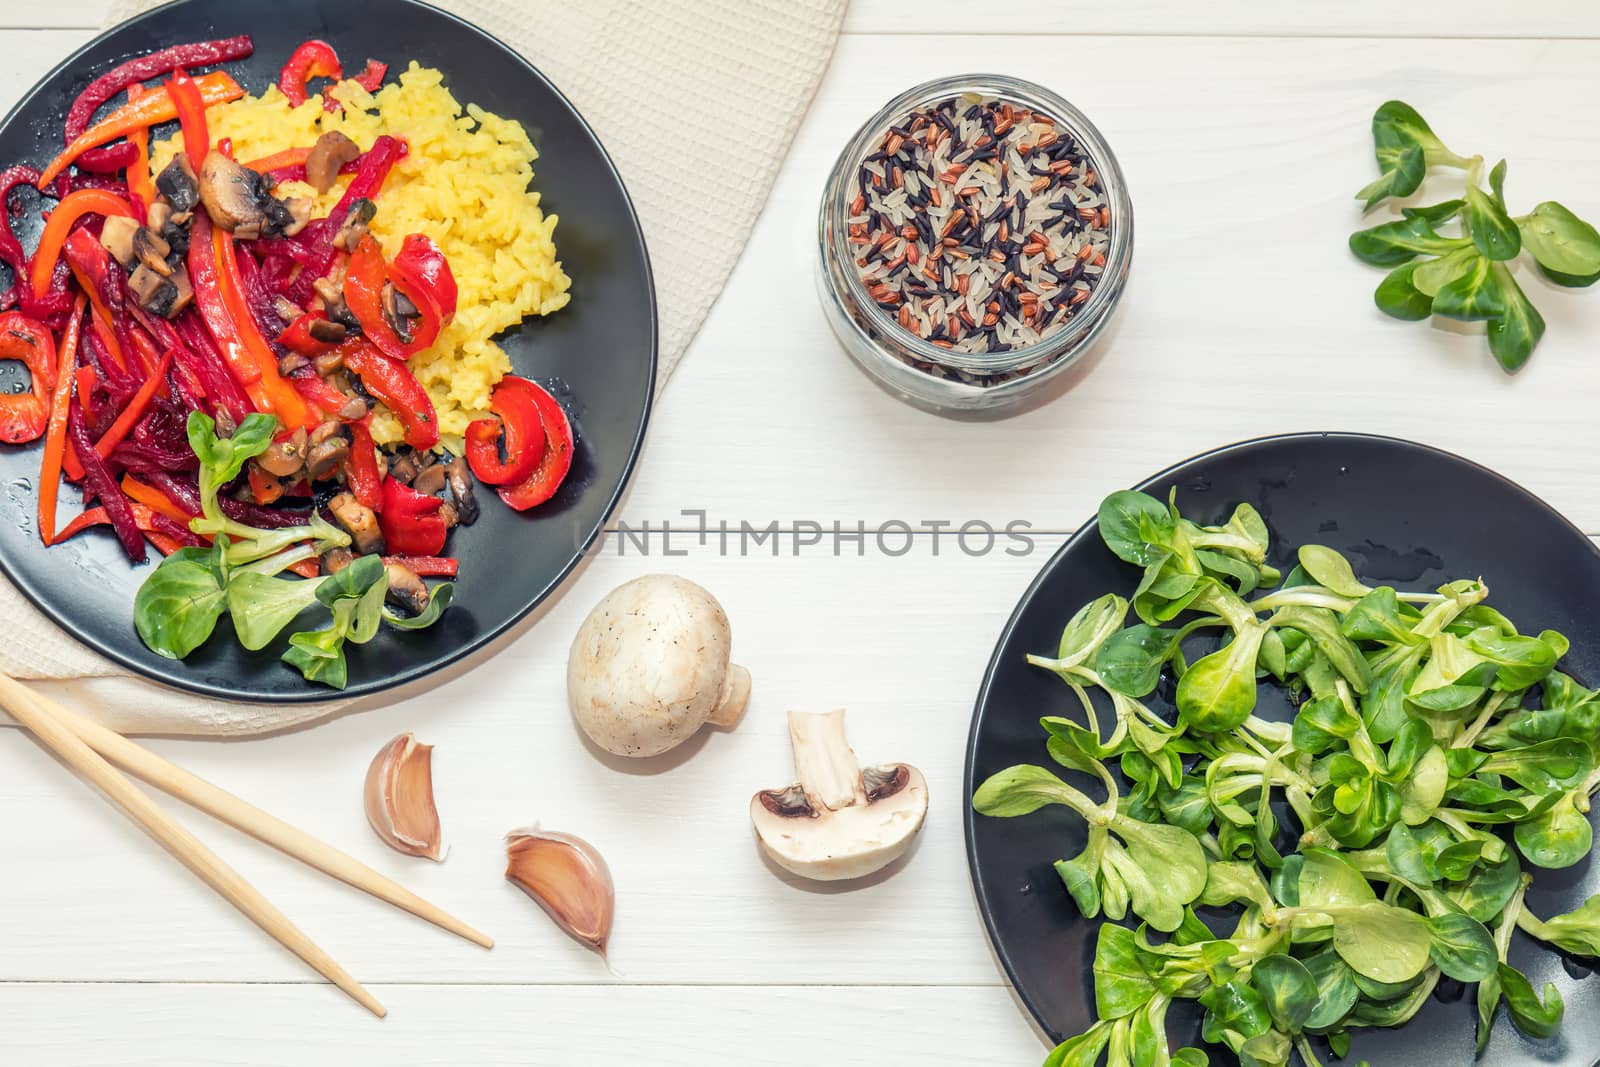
xmin=0 ymin=0 xmax=658 ymax=704
xmin=961 ymin=430 xmax=1600 ymax=1053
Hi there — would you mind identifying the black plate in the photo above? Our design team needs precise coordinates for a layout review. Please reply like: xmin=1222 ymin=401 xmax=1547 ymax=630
xmin=0 ymin=0 xmax=655 ymax=701
xmin=965 ymin=433 xmax=1600 ymax=1066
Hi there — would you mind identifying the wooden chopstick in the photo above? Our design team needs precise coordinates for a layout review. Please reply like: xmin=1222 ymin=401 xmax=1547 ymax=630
xmin=0 ymin=671 xmax=386 ymax=1018
xmin=32 ymin=689 xmax=492 ymax=949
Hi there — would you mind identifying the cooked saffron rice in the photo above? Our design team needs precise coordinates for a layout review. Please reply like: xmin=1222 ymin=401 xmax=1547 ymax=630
xmin=151 ymin=62 xmax=571 ymax=446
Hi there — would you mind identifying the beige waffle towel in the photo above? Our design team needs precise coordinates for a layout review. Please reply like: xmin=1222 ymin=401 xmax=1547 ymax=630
xmin=0 ymin=0 xmax=842 ymax=735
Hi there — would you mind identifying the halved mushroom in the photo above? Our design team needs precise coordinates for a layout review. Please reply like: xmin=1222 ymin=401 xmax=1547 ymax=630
xmin=305 ymin=130 xmax=361 ymax=194
xmin=445 ymin=456 xmax=478 ymax=525
xmin=749 ymin=709 xmax=928 ymax=882
xmin=308 ymin=318 xmax=348 ymax=346
xmin=278 ymin=196 xmax=314 ymax=238
xmin=382 ymin=282 xmax=421 ymax=343
xmin=328 ymin=491 xmax=384 ymax=554
xmin=386 ymin=449 xmax=422 ymax=485
xmin=567 ymin=575 xmax=751 ymax=758
xmin=305 ymin=421 xmax=350 ymax=481
xmin=257 ymin=427 xmax=307 ymax=477
xmin=198 ymin=150 xmax=269 ymax=237
xmin=278 ymin=352 xmax=311 ymax=377
xmin=320 ymin=546 xmax=354 ymax=575
xmin=314 ymin=277 xmax=360 ymax=329
xmin=155 ymin=153 xmax=200 ymax=213
xmin=384 ymin=562 xmax=430 ymax=616
xmin=98 ymin=215 xmax=139 ymax=268
xmin=165 ymin=266 xmax=194 ymax=317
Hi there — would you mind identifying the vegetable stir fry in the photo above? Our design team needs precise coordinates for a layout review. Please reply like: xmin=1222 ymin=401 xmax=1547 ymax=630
xmin=0 ymin=35 xmax=575 ymax=687
xmin=975 ymin=489 xmax=1600 ymax=1066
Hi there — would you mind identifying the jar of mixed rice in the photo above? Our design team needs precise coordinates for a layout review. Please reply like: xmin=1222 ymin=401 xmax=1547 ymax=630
xmin=816 ymin=74 xmax=1132 ymax=416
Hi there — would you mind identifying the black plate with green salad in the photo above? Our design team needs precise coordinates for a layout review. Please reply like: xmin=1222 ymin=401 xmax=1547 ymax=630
xmin=965 ymin=433 xmax=1600 ymax=1067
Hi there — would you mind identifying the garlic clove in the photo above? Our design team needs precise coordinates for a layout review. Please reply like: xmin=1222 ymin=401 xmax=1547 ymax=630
xmin=504 ymin=828 xmax=614 ymax=954
xmin=364 ymin=733 xmax=444 ymax=861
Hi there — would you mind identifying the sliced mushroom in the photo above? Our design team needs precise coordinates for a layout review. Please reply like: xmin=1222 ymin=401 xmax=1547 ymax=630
xmin=305 ymin=131 xmax=361 ymax=194
xmin=314 ymin=277 xmax=360 ymax=329
xmin=387 ymin=449 xmax=421 ymax=485
xmin=333 ymin=197 xmax=377 ymax=252
xmin=155 ymin=153 xmax=200 ymax=213
xmin=257 ymin=427 xmax=308 ymax=478
xmin=280 ymin=196 xmax=314 ymax=238
xmin=198 ymin=150 xmax=270 ymax=236
xmin=337 ymin=394 xmax=369 ymax=421
xmin=382 ymin=283 xmax=420 ymax=343
xmin=146 ymin=200 xmax=173 ymax=234
xmin=165 ymin=266 xmax=194 ymax=318
xmin=128 ymin=264 xmax=178 ymax=316
xmin=98 ymin=215 xmax=139 ymax=268
xmin=305 ymin=421 xmax=350 ymax=481
xmin=269 ymin=299 xmax=298 ymax=326
xmin=278 ymin=352 xmax=311 ymax=377
xmin=445 ymin=456 xmax=478 ymax=525
xmin=320 ymin=546 xmax=354 ymax=575
xmin=749 ymin=710 xmax=928 ymax=882
xmin=328 ymin=491 xmax=384 ymax=554
xmin=438 ymin=501 xmax=460 ymax=528
xmin=132 ymin=226 xmax=172 ymax=276
xmin=384 ymin=562 xmax=430 ymax=616
xmin=411 ymin=463 xmax=447 ymax=496
xmin=308 ymin=318 xmax=348 ymax=345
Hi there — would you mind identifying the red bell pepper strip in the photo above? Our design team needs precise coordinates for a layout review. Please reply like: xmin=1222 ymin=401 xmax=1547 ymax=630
xmin=345 ymin=418 xmax=382 ymax=510
xmin=120 ymin=473 xmax=195 ymax=527
xmin=495 ymin=377 xmax=574 ymax=511
xmin=277 ymin=312 xmax=339 ymax=356
xmin=37 ymin=71 xmax=245 ymax=188
xmin=54 ymin=500 xmax=197 ymax=549
xmin=382 ymin=555 xmax=457 ymax=577
xmin=464 ymin=378 xmax=543 ymax=485
xmin=29 ymin=188 xmax=135 ymax=299
xmin=289 ymin=373 xmax=350 ymax=419
xmin=0 ymin=310 xmax=56 ymax=444
xmin=378 ymin=476 xmax=447 ymax=556
xmin=38 ymin=297 xmax=86 ymax=543
xmin=93 ymin=351 xmax=171 ymax=458
xmin=73 ymin=365 xmax=97 ymax=428
xmin=212 ymin=224 xmax=314 ymax=428
xmin=63 ymin=35 xmax=253 ymax=174
xmin=187 ymin=211 xmax=266 ymax=400
xmin=248 ymin=463 xmax=285 ymax=505
xmin=351 ymin=59 xmax=388 ymax=93
xmin=67 ymin=396 xmax=145 ymax=561
xmin=325 ymin=59 xmax=389 ymax=111
xmin=167 ymin=68 xmax=211 ymax=173
xmin=340 ymin=339 xmax=439 ymax=449
xmin=278 ymin=39 xmax=342 ymax=107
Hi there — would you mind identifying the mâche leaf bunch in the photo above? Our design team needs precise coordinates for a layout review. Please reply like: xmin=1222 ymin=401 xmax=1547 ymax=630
xmin=1350 ymin=101 xmax=1600 ymax=372
xmin=973 ymin=488 xmax=1600 ymax=1067
xmin=133 ymin=412 xmax=452 ymax=687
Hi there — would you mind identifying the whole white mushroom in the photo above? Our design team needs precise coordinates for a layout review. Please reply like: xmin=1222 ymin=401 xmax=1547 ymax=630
xmin=567 ymin=575 xmax=751 ymax=757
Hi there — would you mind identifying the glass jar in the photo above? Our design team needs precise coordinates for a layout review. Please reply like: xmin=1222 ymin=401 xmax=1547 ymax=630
xmin=815 ymin=74 xmax=1133 ymax=417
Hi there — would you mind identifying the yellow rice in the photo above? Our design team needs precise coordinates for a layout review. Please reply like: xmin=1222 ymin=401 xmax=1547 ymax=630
xmin=151 ymin=62 xmax=571 ymax=446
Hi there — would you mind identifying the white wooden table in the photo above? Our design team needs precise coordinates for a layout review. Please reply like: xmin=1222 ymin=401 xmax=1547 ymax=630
xmin=2 ymin=3 xmax=1599 ymax=1064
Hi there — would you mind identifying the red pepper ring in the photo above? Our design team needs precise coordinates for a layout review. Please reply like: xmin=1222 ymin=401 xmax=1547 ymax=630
xmin=464 ymin=381 xmax=543 ymax=486
xmin=325 ymin=59 xmax=389 ymax=111
xmin=278 ymin=39 xmax=343 ymax=107
xmin=0 ymin=310 xmax=57 ymax=444
xmin=277 ymin=311 xmax=340 ymax=356
xmin=378 ymin=476 xmax=447 ymax=557
xmin=388 ymin=232 xmax=457 ymax=352
xmin=494 ymin=377 xmax=574 ymax=512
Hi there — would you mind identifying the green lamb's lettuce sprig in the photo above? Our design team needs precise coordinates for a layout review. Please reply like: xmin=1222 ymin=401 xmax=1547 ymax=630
xmin=974 ymin=488 xmax=1600 ymax=1067
xmin=1350 ymin=101 xmax=1600 ymax=372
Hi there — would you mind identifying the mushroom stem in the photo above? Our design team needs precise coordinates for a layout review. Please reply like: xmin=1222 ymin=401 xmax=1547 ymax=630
xmin=707 ymin=664 xmax=752 ymax=729
xmin=788 ymin=709 xmax=866 ymax=811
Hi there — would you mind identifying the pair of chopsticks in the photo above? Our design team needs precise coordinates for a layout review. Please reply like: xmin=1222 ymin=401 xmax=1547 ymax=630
xmin=0 ymin=671 xmax=491 ymax=1017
